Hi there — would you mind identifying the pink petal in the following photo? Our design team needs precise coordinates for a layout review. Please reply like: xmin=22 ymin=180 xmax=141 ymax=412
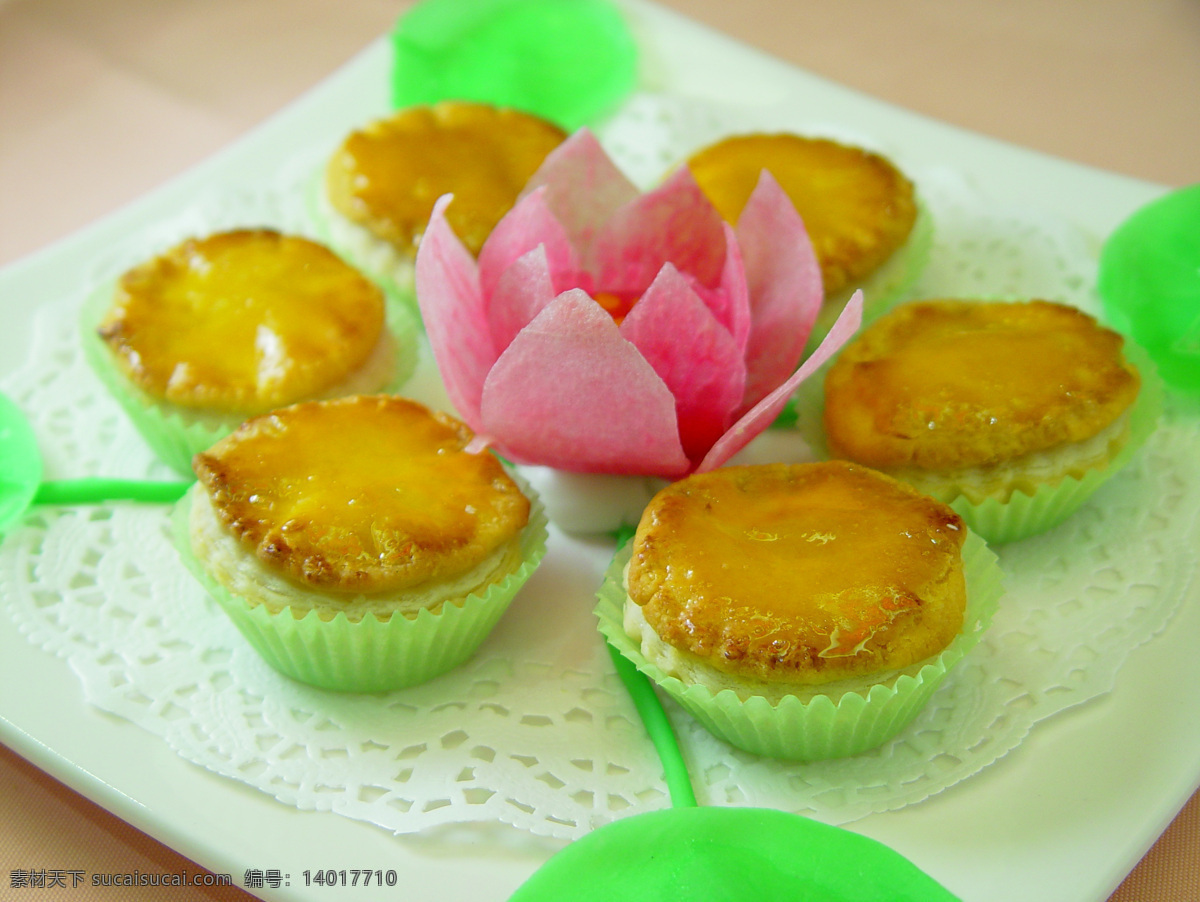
xmin=480 ymin=289 xmax=691 ymax=477
xmin=486 ymin=245 xmax=558 ymax=350
xmin=477 ymin=187 xmax=579 ymax=300
xmin=707 ymin=221 xmax=752 ymax=354
xmin=697 ymin=290 xmax=863 ymax=473
xmin=520 ymin=129 xmax=640 ymax=269
xmin=736 ymin=169 xmax=824 ymax=410
xmin=619 ymin=264 xmax=746 ymax=464
xmin=414 ymin=195 xmax=496 ymax=430
xmin=594 ymin=166 xmax=728 ymax=296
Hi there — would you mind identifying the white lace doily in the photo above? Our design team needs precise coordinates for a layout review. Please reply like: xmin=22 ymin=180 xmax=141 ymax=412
xmin=2 ymin=93 xmax=1198 ymax=847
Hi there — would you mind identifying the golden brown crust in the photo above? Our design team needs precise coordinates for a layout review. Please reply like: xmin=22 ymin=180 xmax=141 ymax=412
xmin=626 ymin=462 xmax=966 ymax=684
xmin=192 ymin=395 xmax=530 ymax=594
xmin=823 ymin=299 xmax=1142 ymax=471
xmin=687 ymin=133 xmax=917 ymax=296
xmin=98 ymin=229 xmax=386 ymax=414
xmin=325 ymin=101 xmax=567 ymax=258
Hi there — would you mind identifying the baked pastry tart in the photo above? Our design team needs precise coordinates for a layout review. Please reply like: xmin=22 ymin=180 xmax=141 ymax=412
xmin=85 ymin=228 xmax=417 ymax=474
xmin=686 ymin=132 xmax=930 ymax=339
xmin=176 ymin=394 xmax=547 ymax=692
xmin=822 ymin=299 xmax=1158 ymax=542
xmin=322 ymin=100 xmax=567 ymax=292
xmin=596 ymin=461 xmax=1002 ymax=761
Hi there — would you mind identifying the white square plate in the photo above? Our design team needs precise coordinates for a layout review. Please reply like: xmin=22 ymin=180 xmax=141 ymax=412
xmin=1 ymin=4 xmax=1196 ymax=900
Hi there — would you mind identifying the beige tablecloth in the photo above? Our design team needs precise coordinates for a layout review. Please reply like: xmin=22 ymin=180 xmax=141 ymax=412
xmin=1 ymin=1 xmax=1196 ymax=900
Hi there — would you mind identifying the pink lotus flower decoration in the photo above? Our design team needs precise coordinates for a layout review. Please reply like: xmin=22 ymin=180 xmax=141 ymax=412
xmin=415 ymin=130 xmax=862 ymax=479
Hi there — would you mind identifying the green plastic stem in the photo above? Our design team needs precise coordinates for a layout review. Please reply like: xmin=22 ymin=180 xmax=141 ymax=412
xmin=606 ymin=641 xmax=697 ymax=810
xmin=32 ymin=479 xmax=193 ymax=506
xmin=604 ymin=525 xmax=697 ymax=807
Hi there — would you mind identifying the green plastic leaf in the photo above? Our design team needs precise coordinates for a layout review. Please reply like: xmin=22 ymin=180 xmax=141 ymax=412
xmin=391 ymin=0 xmax=638 ymax=131
xmin=1098 ymin=183 xmax=1200 ymax=394
xmin=0 ymin=393 xmax=43 ymax=531
xmin=509 ymin=805 xmax=960 ymax=902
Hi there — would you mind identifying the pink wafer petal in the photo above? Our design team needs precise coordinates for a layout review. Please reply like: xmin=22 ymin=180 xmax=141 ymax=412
xmin=712 ymin=221 xmax=752 ymax=354
xmin=737 ymin=169 xmax=824 ymax=410
xmin=697 ymin=290 xmax=863 ymax=473
xmin=486 ymin=245 xmax=558 ymax=350
xmin=619 ymin=264 xmax=746 ymax=463
xmin=480 ymin=289 xmax=690 ymax=477
xmin=521 ymin=129 xmax=639 ymax=269
xmin=414 ymin=195 xmax=496 ymax=429
xmin=478 ymin=187 xmax=578 ymax=300
xmin=594 ymin=166 xmax=728 ymax=296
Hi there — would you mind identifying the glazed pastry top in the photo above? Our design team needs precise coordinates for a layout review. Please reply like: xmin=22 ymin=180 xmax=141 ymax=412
xmin=99 ymin=229 xmax=385 ymax=413
xmin=193 ymin=395 xmax=530 ymax=594
xmin=823 ymin=299 xmax=1142 ymax=470
xmin=687 ymin=132 xmax=916 ymax=296
xmin=325 ymin=100 xmax=567 ymax=257
xmin=627 ymin=461 xmax=966 ymax=684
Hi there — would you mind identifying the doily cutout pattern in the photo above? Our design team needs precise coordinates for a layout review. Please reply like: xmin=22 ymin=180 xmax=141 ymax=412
xmin=2 ymin=92 xmax=1198 ymax=847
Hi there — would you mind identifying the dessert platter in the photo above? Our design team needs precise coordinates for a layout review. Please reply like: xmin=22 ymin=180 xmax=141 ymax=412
xmin=1 ymin=2 xmax=1198 ymax=901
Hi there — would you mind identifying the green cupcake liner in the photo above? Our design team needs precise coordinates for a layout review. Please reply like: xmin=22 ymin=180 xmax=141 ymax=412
xmin=943 ymin=341 xmax=1162 ymax=544
xmin=172 ymin=470 xmax=547 ymax=693
xmin=596 ymin=529 xmax=1002 ymax=761
xmin=81 ymin=276 xmax=421 ymax=476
